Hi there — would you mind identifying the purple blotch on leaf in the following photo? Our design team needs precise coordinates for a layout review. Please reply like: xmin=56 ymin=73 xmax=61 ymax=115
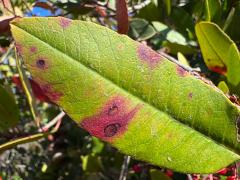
xmin=176 ymin=66 xmax=188 ymax=77
xmin=137 ymin=43 xmax=163 ymax=69
xmin=104 ymin=123 xmax=121 ymax=137
xmin=59 ymin=17 xmax=71 ymax=29
xmin=36 ymin=59 xmax=46 ymax=69
xmin=80 ymin=96 xmax=142 ymax=142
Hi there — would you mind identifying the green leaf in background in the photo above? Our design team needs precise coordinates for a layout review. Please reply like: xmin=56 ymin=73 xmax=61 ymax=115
xmin=152 ymin=21 xmax=187 ymax=45
xmin=11 ymin=17 xmax=240 ymax=173
xmin=129 ymin=18 xmax=156 ymax=41
xmin=150 ymin=169 xmax=171 ymax=180
xmin=162 ymin=41 xmax=197 ymax=55
xmin=163 ymin=0 xmax=171 ymax=16
xmin=168 ymin=7 xmax=195 ymax=38
xmin=225 ymin=2 xmax=240 ymax=42
xmin=152 ymin=21 xmax=197 ymax=55
xmin=177 ymin=52 xmax=190 ymax=67
xmin=204 ymin=0 xmax=221 ymax=22
xmin=0 ymin=84 xmax=19 ymax=131
xmin=137 ymin=2 xmax=162 ymax=22
xmin=195 ymin=21 xmax=240 ymax=86
xmin=217 ymin=81 xmax=229 ymax=94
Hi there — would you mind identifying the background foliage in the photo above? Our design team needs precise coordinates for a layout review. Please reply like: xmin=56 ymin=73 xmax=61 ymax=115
xmin=0 ymin=0 xmax=240 ymax=179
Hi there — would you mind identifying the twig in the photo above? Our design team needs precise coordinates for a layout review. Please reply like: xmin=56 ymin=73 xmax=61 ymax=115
xmin=39 ymin=111 xmax=65 ymax=132
xmin=119 ymin=155 xmax=131 ymax=180
xmin=158 ymin=51 xmax=194 ymax=72
xmin=22 ymin=0 xmax=34 ymax=16
xmin=187 ymin=174 xmax=193 ymax=180
xmin=128 ymin=0 xmax=151 ymax=13
xmin=0 ymin=131 xmax=51 ymax=154
xmin=235 ymin=161 xmax=240 ymax=179
xmin=14 ymin=47 xmax=39 ymax=126
xmin=1 ymin=0 xmax=16 ymax=16
xmin=0 ymin=42 xmax=14 ymax=64
xmin=0 ymin=111 xmax=65 ymax=153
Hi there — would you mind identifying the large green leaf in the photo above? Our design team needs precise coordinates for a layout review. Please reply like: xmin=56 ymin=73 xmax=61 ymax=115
xmin=195 ymin=21 xmax=240 ymax=86
xmin=0 ymin=84 xmax=19 ymax=131
xmin=10 ymin=17 xmax=240 ymax=174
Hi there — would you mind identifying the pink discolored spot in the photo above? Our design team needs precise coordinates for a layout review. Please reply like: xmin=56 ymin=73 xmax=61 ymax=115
xmin=137 ymin=43 xmax=163 ymax=69
xmin=176 ymin=66 xmax=189 ymax=77
xmin=15 ymin=42 xmax=23 ymax=56
xmin=59 ymin=17 xmax=72 ymax=29
xmin=80 ymin=96 xmax=142 ymax=142
xmin=30 ymin=46 xmax=37 ymax=53
xmin=38 ymin=83 xmax=63 ymax=102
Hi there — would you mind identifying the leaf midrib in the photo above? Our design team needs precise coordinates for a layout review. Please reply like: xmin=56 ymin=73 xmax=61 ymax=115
xmin=11 ymin=23 xmax=239 ymax=155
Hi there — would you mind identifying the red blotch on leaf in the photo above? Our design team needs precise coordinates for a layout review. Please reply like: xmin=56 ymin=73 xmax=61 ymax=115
xmin=209 ymin=66 xmax=227 ymax=75
xmin=80 ymin=96 xmax=142 ymax=142
xmin=30 ymin=46 xmax=37 ymax=53
xmin=15 ymin=42 xmax=23 ymax=56
xmin=59 ymin=17 xmax=71 ymax=29
xmin=137 ymin=43 xmax=163 ymax=69
xmin=39 ymin=83 xmax=63 ymax=102
xmin=176 ymin=66 xmax=188 ymax=77
xmin=12 ymin=75 xmax=51 ymax=103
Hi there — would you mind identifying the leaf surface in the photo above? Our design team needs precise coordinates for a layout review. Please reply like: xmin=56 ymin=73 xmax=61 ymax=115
xmin=10 ymin=17 xmax=240 ymax=173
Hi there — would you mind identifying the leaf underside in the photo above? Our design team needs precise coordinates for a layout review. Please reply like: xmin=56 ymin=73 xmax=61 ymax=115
xmin=10 ymin=17 xmax=240 ymax=173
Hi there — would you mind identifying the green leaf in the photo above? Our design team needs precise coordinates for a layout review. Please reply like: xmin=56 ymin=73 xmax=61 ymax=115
xmin=11 ymin=17 xmax=240 ymax=174
xmin=162 ymin=41 xmax=197 ymax=55
xmin=0 ymin=84 xmax=19 ymax=131
xmin=195 ymin=21 xmax=240 ymax=86
xmin=152 ymin=21 xmax=188 ymax=45
xmin=152 ymin=21 xmax=197 ymax=55
xmin=204 ymin=0 xmax=221 ymax=22
xmin=81 ymin=155 xmax=102 ymax=172
xmin=217 ymin=81 xmax=229 ymax=94
xmin=177 ymin=52 xmax=190 ymax=67
xmin=150 ymin=169 xmax=171 ymax=180
xmin=163 ymin=0 xmax=171 ymax=16
xmin=225 ymin=3 xmax=240 ymax=42
xmin=168 ymin=7 xmax=195 ymax=37
xmin=137 ymin=2 xmax=162 ymax=22
xmin=129 ymin=18 xmax=156 ymax=41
